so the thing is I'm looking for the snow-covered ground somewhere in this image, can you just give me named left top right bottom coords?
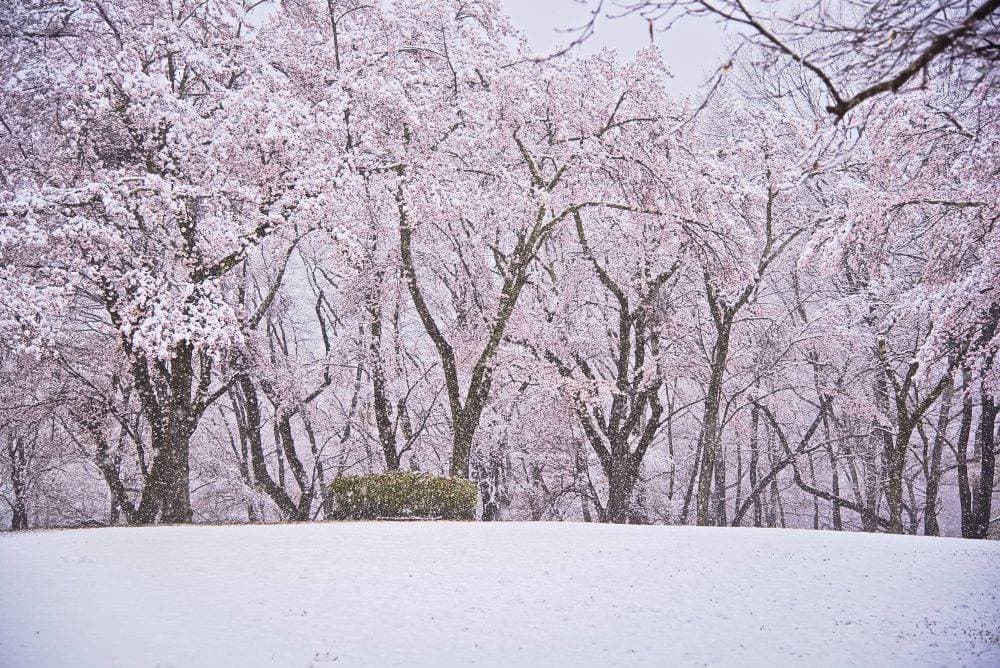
left=1, top=523, right=998, bottom=667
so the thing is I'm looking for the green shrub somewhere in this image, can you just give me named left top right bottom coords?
left=329, top=471, right=478, bottom=521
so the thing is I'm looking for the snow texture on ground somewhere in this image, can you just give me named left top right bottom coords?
left=1, top=523, right=998, bottom=667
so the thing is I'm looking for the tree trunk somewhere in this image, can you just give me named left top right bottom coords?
left=136, top=414, right=194, bottom=524
left=970, top=396, right=997, bottom=539
left=807, top=451, right=820, bottom=530
left=6, top=436, right=29, bottom=530
left=10, top=500, right=28, bottom=530
left=824, top=424, right=843, bottom=531
left=158, top=424, right=194, bottom=523
left=885, top=422, right=914, bottom=534
left=233, top=376, right=304, bottom=521
left=679, top=437, right=702, bottom=524
left=956, top=372, right=975, bottom=537
left=451, top=415, right=475, bottom=478
left=605, top=462, right=634, bottom=524
left=713, top=442, right=727, bottom=526
left=923, top=379, right=952, bottom=536
left=369, top=299, right=401, bottom=471
left=122, top=341, right=205, bottom=525
left=577, top=455, right=594, bottom=522
left=748, top=405, right=762, bottom=527
left=860, top=438, right=882, bottom=532
left=696, top=319, right=731, bottom=526
left=476, top=447, right=509, bottom=522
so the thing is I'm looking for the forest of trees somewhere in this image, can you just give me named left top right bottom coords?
left=1, top=0, right=997, bottom=538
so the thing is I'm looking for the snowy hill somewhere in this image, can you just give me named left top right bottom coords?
left=1, top=523, right=998, bottom=667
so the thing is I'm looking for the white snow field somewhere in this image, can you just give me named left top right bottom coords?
left=1, top=523, right=998, bottom=667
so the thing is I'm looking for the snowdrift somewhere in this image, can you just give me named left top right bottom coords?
left=1, top=523, right=998, bottom=667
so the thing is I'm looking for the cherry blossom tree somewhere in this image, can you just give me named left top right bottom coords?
left=0, top=0, right=348, bottom=523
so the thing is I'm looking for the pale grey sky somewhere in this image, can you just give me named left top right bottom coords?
left=502, top=0, right=736, bottom=96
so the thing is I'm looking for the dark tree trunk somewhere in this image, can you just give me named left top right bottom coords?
left=956, top=372, right=975, bottom=537
left=679, top=437, right=702, bottom=524
left=970, top=396, right=997, bottom=539
left=6, top=436, right=29, bottom=530
left=575, top=444, right=594, bottom=523
left=605, top=461, right=635, bottom=524
left=748, top=405, right=762, bottom=527
left=233, top=375, right=306, bottom=521
left=150, top=425, right=194, bottom=524
left=451, top=417, right=476, bottom=478
left=11, top=502, right=28, bottom=530
left=860, top=439, right=882, bottom=532
left=696, top=318, right=731, bottom=526
left=872, top=360, right=901, bottom=533
left=875, top=337, right=953, bottom=535
left=134, top=385, right=197, bottom=524
left=923, top=379, right=952, bottom=536
left=476, top=448, right=509, bottom=522
left=765, top=451, right=779, bottom=529
left=104, top=340, right=206, bottom=526
left=885, top=422, right=914, bottom=534
left=369, top=297, right=401, bottom=472
left=807, top=451, right=820, bottom=530
left=713, top=441, right=727, bottom=526
left=823, top=418, right=843, bottom=531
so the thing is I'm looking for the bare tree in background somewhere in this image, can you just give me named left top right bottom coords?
left=578, top=0, right=999, bottom=119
